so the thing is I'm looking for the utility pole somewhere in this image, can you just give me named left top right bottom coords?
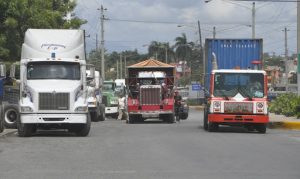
left=124, top=55, right=127, bottom=78
left=117, top=59, right=119, bottom=79
left=198, top=20, right=203, bottom=50
left=120, top=53, right=123, bottom=79
left=198, top=20, right=204, bottom=84
left=213, top=26, right=216, bottom=39
left=96, top=34, right=98, bottom=50
left=284, top=27, right=289, bottom=92
left=298, top=2, right=300, bottom=96
left=165, top=45, right=168, bottom=63
left=252, top=2, right=255, bottom=39
left=99, top=5, right=106, bottom=80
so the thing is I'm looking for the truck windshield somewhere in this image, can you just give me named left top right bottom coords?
left=213, top=73, right=264, bottom=98
left=103, top=83, right=115, bottom=91
left=27, top=62, right=80, bottom=80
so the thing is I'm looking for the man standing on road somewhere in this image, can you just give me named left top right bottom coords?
left=174, top=90, right=182, bottom=123
left=117, top=94, right=126, bottom=120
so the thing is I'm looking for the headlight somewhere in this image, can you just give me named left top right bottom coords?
left=257, top=102, right=264, bottom=109
left=75, top=106, right=88, bottom=112
left=21, top=106, right=33, bottom=113
left=213, top=101, right=221, bottom=108
left=213, top=101, right=221, bottom=112
left=256, top=102, right=264, bottom=113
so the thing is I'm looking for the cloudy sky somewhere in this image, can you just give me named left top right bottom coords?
left=75, top=0, right=297, bottom=56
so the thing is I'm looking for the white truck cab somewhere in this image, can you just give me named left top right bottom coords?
left=86, top=67, right=105, bottom=121
left=18, top=29, right=90, bottom=137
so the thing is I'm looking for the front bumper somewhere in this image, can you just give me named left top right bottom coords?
left=129, top=110, right=173, bottom=118
left=208, top=114, right=269, bottom=124
left=20, top=113, right=87, bottom=124
left=105, top=106, right=118, bottom=114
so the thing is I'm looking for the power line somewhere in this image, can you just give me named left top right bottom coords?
left=107, top=17, right=295, bottom=25
left=232, top=0, right=300, bottom=2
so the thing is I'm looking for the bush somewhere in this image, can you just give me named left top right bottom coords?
left=269, top=93, right=300, bottom=118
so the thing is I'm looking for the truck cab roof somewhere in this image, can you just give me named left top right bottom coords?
left=212, top=69, right=266, bottom=75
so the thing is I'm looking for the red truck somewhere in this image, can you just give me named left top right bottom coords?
left=126, top=59, right=176, bottom=123
left=203, top=39, right=269, bottom=133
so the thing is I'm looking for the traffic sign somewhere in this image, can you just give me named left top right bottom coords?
left=192, top=83, right=201, bottom=91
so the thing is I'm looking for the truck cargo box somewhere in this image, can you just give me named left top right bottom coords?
left=204, top=39, right=263, bottom=92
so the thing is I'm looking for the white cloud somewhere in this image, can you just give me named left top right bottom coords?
left=75, top=0, right=298, bottom=55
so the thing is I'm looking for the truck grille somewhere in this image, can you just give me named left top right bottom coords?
left=39, top=93, right=69, bottom=110
left=224, top=102, right=253, bottom=114
left=140, top=86, right=161, bottom=105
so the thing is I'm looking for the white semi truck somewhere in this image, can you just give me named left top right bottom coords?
left=86, top=66, right=105, bottom=121
left=18, top=29, right=91, bottom=137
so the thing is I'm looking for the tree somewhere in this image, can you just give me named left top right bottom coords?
left=148, top=41, right=175, bottom=62
left=173, top=33, right=194, bottom=63
left=0, top=0, right=86, bottom=61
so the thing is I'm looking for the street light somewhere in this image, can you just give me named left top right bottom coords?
left=204, top=0, right=256, bottom=39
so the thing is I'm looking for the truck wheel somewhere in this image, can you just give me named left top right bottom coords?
left=4, top=105, right=19, bottom=129
left=180, top=113, right=188, bottom=120
left=0, top=106, right=4, bottom=133
left=112, top=113, right=118, bottom=119
left=208, top=122, right=218, bottom=132
left=17, top=118, right=33, bottom=137
left=75, top=113, right=91, bottom=137
left=98, top=104, right=105, bottom=121
left=203, top=108, right=208, bottom=131
left=90, top=111, right=98, bottom=122
left=128, top=114, right=135, bottom=124
left=255, top=124, right=266, bottom=134
left=167, top=114, right=175, bottom=123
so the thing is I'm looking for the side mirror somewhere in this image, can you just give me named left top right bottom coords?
left=86, top=64, right=95, bottom=79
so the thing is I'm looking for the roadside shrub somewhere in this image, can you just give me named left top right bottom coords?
left=269, top=93, right=300, bottom=118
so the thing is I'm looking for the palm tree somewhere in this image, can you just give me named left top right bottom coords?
left=173, top=33, right=195, bottom=62
left=148, top=41, right=160, bottom=59
left=148, top=41, right=175, bottom=63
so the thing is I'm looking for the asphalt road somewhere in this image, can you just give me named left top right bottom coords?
left=1, top=109, right=300, bottom=179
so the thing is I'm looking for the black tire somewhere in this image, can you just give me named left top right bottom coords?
left=167, top=114, right=175, bottom=123
left=128, top=114, right=135, bottom=124
left=255, top=124, right=266, bottom=134
left=180, top=113, right=188, bottom=120
left=98, top=104, right=105, bottom=121
left=0, top=105, right=4, bottom=133
left=75, top=113, right=91, bottom=136
left=17, top=118, right=33, bottom=137
left=208, top=122, right=218, bottom=132
left=4, top=105, right=19, bottom=129
left=111, top=113, right=118, bottom=119
left=90, top=111, right=98, bottom=122
left=203, top=107, right=208, bottom=131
